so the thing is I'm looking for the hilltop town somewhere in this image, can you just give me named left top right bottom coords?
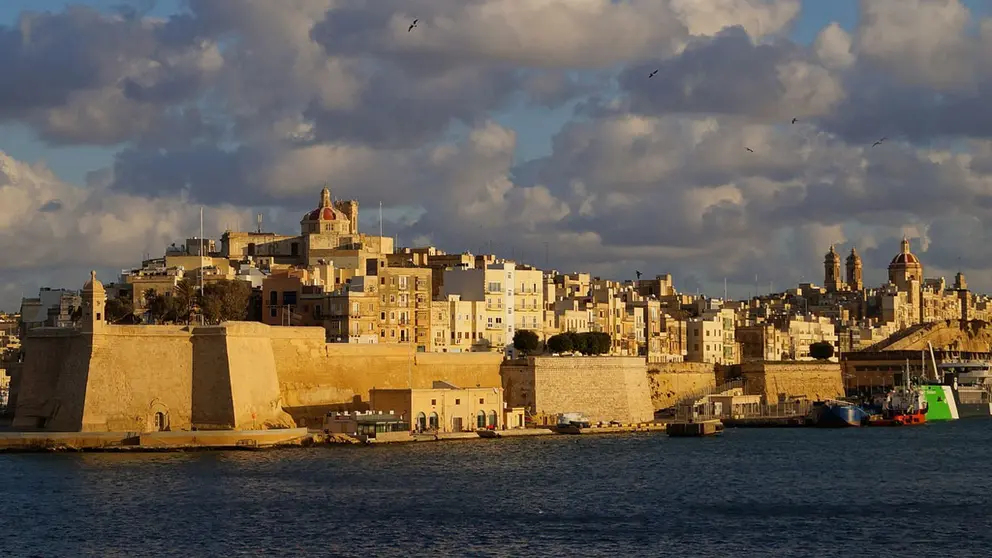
left=3, top=187, right=990, bottom=444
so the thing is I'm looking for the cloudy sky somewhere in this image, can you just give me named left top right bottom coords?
left=3, top=0, right=992, bottom=311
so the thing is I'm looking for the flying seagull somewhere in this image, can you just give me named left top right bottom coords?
left=872, top=137, right=887, bottom=147
left=746, top=147, right=754, bottom=153
left=635, top=270, right=642, bottom=280
left=648, top=69, right=658, bottom=78
left=408, top=19, right=418, bottom=32
left=791, top=117, right=798, bottom=124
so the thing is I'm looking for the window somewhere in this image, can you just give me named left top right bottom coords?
left=283, top=291, right=297, bottom=305
left=479, top=398, right=485, bottom=404
left=399, top=276, right=408, bottom=290
left=455, top=399, right=461, bottom=405
left=270, top=308, right=277, bottom=318
left=431, top=399, right=437, bottom=406
left=269, top=291, right=278, bottom=306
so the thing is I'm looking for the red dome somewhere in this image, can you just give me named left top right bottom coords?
left=889, top=253, right=920, bottom=266
left=305, top=207, right=337, bottom=221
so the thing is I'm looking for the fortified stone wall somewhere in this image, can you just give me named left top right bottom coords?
left=646, top=362, right=716, bottom=410
left=869, top=319, right=992, bottom=352
left=13, top=322, right=504, bottom=432
left=12, top=329, right=80, bottom=430
left=81, top=325, right=193, bottom=432
left=271, top=327, right=503, bottom=425
left=501, top=356, right=654, bottom=424
left=740, top=361, right=844, bottom=402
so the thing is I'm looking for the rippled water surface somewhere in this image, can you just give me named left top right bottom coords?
left=2, top=422, right=992, bottom=557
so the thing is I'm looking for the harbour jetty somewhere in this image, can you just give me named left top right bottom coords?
left=666, top=420, right=723, bottom=437
left=0, top=428, right=311, bottom=452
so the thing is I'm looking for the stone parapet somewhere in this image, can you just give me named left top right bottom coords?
left=501, top=356, right=654, bottom=424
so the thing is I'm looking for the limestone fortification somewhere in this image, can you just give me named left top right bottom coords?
left=501, top=356, right=655, bottom=424
left=863, top=319, right=992, bottom=352
left=646, top=363, right=716, bottom=409
left=14, top=319, right=502, bottom=432
left=738, top=361, right=844, bottom=402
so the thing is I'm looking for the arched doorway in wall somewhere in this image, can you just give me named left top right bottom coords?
left=153, top=412, right=167, bottom=431
left=147, top=400, right=170, bottom=432
left=428, top=412, right=439, bottom=430
left=476, top=410, right=486, bottom=429
left=488, top=411, right=497, bottom=428
left=416, top=412, right=427, bottom=432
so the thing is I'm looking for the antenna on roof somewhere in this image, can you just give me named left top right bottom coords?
left=256, top=213, right=263, bottom=234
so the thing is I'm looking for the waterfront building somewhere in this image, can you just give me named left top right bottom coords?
left=369, top=381, right=505, bottom=432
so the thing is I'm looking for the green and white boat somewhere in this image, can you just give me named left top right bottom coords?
left=922, top=359, right=992, bottom=421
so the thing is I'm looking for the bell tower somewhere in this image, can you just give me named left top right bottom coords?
left=824, top=245, right=841, bottom=292
left=846, top=247, right=863, bottom=291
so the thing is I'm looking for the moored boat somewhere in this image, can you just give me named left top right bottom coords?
left=806, top=400, right=870, bottom=427
left=869, top=361, right=928, bottom=426
left=922, top=346, right=992, bottom=421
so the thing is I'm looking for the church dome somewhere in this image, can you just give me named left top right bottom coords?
left=889, top=252, right=921, bottom=265
left=305, top=207, right=338, bottom=221
left=301, top=186, right=346, bottom=223
left=888, top=237, right=922, bottom=267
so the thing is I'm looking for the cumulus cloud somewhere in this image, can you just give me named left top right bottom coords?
left=0, top=150, right=250, bottom=302
left=8, top=0, right=992, bottom=308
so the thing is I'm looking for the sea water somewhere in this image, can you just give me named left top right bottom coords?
left=1, top=422, right=991, bottom=557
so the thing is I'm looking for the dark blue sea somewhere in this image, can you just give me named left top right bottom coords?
left=2, top=422, right=992, bottom=557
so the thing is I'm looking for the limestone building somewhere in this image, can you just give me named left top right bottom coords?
left=220, top=187, right=394, bottom=267
left=441, top=261, right=545, bottom=353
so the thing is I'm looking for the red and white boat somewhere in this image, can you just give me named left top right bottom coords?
left=869, top=362, right=928, bottom=426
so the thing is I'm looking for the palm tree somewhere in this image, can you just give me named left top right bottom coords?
left=173, top=279, right=198, bottom=325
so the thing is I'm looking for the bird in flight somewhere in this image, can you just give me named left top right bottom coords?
left=648, top=69, right=658, bottom=78
left=746, top=147, right=754, bottom=153
left=635, top=270, right=642, bottom=280
left=791, top=118, right=798, bottom=124
left=872, top=137, right=887, bottom=147
left=408, top=19, right=418, bottom=32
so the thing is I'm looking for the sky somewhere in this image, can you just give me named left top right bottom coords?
left=3, top=0, right=992, bottom=311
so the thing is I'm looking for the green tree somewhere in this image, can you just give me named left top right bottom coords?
left=201, top=280, right=252, bottom=324
left=567, top=331, right=588, bottom=355
left=809, top=341, right=835, bottom=360
left=147, top=294, right=177, bottom=324
left=586, top=331, right=612, bottom=355
left=546, top=333, right=573, bottom=354
left=105, top=297, right=134, bottom=324
left=172, top=278, right=199, bottom=325
left=512, top=329, right=541, bottom=355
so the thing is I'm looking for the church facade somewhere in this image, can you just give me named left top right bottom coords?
left=823, top=238, right=989, bottom=330
left=220, top=187, right=394, bottom=268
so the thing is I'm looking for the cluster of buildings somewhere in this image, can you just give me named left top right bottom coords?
left=13, top=188, right=992, bottom=368
left=0, top=313, right=18, bottom=410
